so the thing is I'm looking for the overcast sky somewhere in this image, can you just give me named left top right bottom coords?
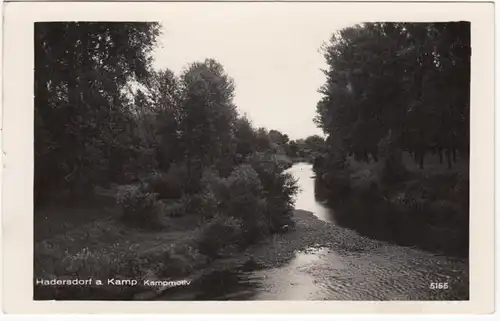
left=151, top=3, right=359, bottom=140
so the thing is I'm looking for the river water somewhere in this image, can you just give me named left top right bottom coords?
left=157, top=163, right=469, bottom=301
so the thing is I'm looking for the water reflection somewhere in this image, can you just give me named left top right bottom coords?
left=286, top=162, right=337, bottom=224
left=249, top=247, right=333, bottom=300
left=159, top=247, right=335, bottom=301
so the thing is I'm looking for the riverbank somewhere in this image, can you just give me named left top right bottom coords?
left=244, top=209, right=467, bottom=267
left=152, top=208, right=469, bottom=300
left=137, top=209, right=332, bottom=299
left=139, top=209, right=353, bottom=299
left=35, top=159, right=299, bottom=300
left=243, top=209, right=385, bottom=266
left=35, top=204, right=469, bottom=300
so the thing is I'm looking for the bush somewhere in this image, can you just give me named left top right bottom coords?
left=143, top=239, right=208, bottom=278
left=116, top=184, right=161, bottom=226
left=213, top=165, right=263, bottom=217
left=61, top=247, right=137, bottom=278
left=225, top=164, right=263, bottom=197
left=159, top=199, right=186, bottom=218
left=200, top=164, right=290, bottom=245
left=219, top=165, right=269, bottom=240
left=250, top=161, right=299, bottom=232
left=259, top=171, right=298, bottom=232
left=142, top=163, right=189, bottom=200
left=274, top=154, right=293, bottom=170
left=181, top=189, right=219, bottom=219
left=195, top=215, right=243, bottom=258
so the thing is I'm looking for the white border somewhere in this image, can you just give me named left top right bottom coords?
left=1, top=0, right=495, bottom=315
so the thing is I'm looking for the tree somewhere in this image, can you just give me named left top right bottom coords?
left=141, top=68, right=183, bottom=169
left=234, top=115, right=258, bottom=162
left=288, top=140, right=299, bottom=157
left=268, top=129, right=290, bottom=155
left=177, top=59, right=238, bottom=185
left=304, top=135, right=326, bottom=156
left=315, top=22, right=470, bottom=170
left=255, top=127, right=273, bottom=152
left=35, top=22, right=161, bottom=204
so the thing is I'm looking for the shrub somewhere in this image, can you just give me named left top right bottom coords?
left=219, top=165, right=268, bottom=232
left=250, top=161, right=299, bottom=232
left=60, top=247, right=137, bottom=278
left=226, top=164, right=263, bottom=197
left=145, top=239, right=208, bottom=278
left=116, top=184, right=161, bottom=226
left=195, top=215, right=243, bottom=258
left=142, top=163, right=189, bottom=200
left=274, top=154, right=293, bottom=170
left=200, top=168, right=227, bottom=197
left=264, top=171, right=299, bottom=232
left=159, top=199, right=186, bottom=218
left=34, top=244, right=141, bottom=299
left=199, top=165, right=275, bottom=244
left=181, top=189, right=219, bottom=219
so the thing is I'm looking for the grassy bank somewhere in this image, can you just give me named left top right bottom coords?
left=35, top=210, right=209, bottom=299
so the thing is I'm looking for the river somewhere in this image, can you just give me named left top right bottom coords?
left=157, top=162, right=469, bottom=300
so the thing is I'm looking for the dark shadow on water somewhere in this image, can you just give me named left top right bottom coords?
left=313, top=179, right=469, bottom=258
left=157, top=259, right=265, bottom=300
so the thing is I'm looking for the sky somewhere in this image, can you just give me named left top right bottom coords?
left=151, top=3, right=359, bottom=140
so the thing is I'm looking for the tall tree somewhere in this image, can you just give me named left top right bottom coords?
left=234, top=115, right=258, bottom=162
left=315, top=22, right=470, bottom=169
left=177, top=59, right=238, bottom=183
left=141, top=68, right=183, bottom=169
left=34, top=22, right=161, bottom=204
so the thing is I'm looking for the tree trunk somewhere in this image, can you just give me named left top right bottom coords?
left=439, top=149, right=443, bottom=164
left=419, top=151, right=425, bottom=169
left=446, top=150, right=452, bottom=169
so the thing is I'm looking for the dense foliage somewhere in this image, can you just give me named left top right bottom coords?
left=35, top=22, right=162, bottom=203
left=313, top=22, right=470, bottom=257
left=35, top=22, right=299, bottom=262
left=314, top=22, right=470, bottom=168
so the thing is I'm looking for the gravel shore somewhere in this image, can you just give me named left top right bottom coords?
left=243, top=209, right=389, bottom=268
left=142, top=209, right=469, bottom=300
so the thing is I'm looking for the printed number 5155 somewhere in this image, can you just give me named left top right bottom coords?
left=430, top=282, right=449, bottom=290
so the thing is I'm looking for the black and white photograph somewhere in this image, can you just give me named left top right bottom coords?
left=5, top=1, right=489, bottom=307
